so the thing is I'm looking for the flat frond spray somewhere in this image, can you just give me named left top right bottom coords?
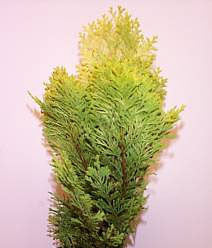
left=30, top=6, right=184, bottom=248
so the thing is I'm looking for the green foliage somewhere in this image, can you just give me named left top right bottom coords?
left=30, top=6, right=184, bottom=248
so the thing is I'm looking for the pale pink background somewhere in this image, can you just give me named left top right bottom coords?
left=1, top=1, right=212, bottom=247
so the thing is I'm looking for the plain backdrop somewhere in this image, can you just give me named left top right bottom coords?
left=0, top=0, right=212, bottom=247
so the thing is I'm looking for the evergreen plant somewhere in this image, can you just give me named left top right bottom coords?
left=30, top=6, right=184, bottom=248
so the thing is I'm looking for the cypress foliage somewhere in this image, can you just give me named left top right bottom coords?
left=30, top=6, right=184, bottom=248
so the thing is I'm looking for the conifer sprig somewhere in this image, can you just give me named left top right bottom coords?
left=30, top=6, right=184, bottom=248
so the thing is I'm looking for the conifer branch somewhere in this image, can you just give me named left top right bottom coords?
left=30, top=6, right=184, bottom=248
left=70, top=133, right=88, bottom=171
left=75, top=141, right=88, bottom=170
left=118, top=131, right=128, bottom=195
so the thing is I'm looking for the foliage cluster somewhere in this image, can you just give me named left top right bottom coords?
left=31, top=6, right=184, bottom=248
